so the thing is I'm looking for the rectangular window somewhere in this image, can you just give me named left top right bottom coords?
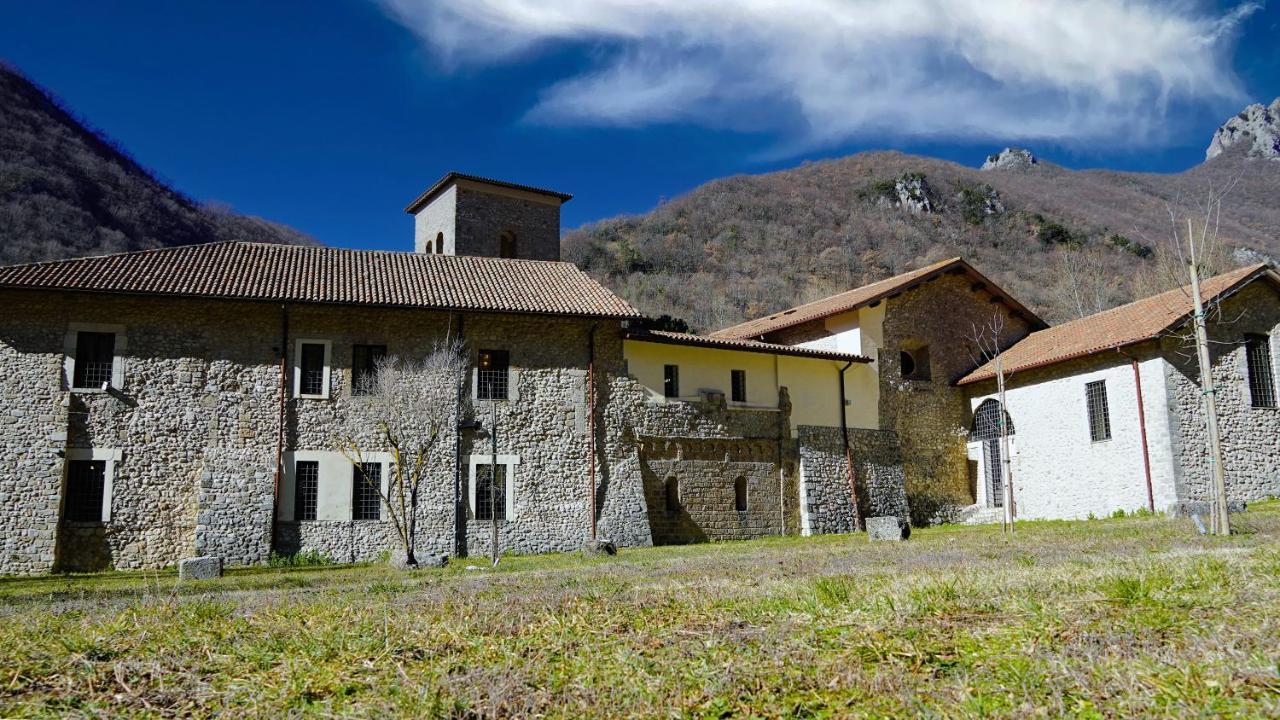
left=731, top=369, right=747, bottom=403
left=352, top=462, right=382, bottom=521
left=351, top=344, right=387, bottom=396
left=294, top=460, right=319, bottom=521
left=477, top=349, right=509, bottom=401
left=663, top=364, right=680, bottom=398
left=65, top=459, right=106, bottom=522
left=1085, top=380, right=1111, bottom=442
left=73, top=331, right=115, bottom=389
left=474, top=463, right=507, bottom=521
left=1245, top=334, right=1276, bottom=408
left=299, top=342, right=328, bottom=397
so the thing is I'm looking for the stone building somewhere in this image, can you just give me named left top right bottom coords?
left=0, top=174, right=907, bottom=575
left=711, top=258, right=1044, bottom=522
left=958, top=264, right=1280, bottom=520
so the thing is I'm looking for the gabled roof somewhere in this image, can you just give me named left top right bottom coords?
left=958, top=263, right=1279, bottom=385
left=624, top=329, right=872, bottom=363
left=0, top=242, right=640, bottom=319
left=404, top=172, right=574, bottom=213
left=710, top=257, right=1046, bottom=341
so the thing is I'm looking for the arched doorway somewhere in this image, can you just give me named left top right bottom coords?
left=969, top=399, right=1014, bottom=508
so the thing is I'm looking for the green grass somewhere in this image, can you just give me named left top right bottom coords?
left=3, top=505, right=1280, bottom=717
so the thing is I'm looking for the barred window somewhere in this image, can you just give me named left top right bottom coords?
left=73, top=331, right=115, bottom=389
left=474, top=463, right=507, bottom=521
left=65, top=459, right=106, bottom=522
left=294, top=460, right=319, bottom=521
left=731, top=369, right=747, bottom=403
left=351, top=344, right=387, bottom=396
left=477, top=349, right=509, bottom=401
left=299, top=342, right=327, bottom=396
left=1086, top=380, right=1111, bottom=442
left=1245, top=334, right=1276, bottom=408
left=664, top=364, right=680, bottom=398
left=734, top=476, right=747, bottom=512
left=664, top=476, right=680, bottom=512
left=352, top=462, right=382, bottom=521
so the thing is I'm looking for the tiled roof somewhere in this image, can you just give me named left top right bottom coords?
left=404, top=172, right=573, bottom=213
left=710, top=257, right=1046, bottom=340
left=0, top=242, right=640, bottom=318
left=958, top=263, right=1277, bottom=385
left=625, top=329, right=872, bottom=363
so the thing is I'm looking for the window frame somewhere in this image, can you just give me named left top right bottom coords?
left=351, top=343, right=388, bottom=397
left=293, top=339, right=332, bottom=399
left=62, top=448, right=120, bottom=524
left=63, top=323, right=126, bottom=393
left=467, top=454, right=519, bottom=521
left=1245, top=334, right=1277, bottom=409
left=293, top=460, right=320, bottom=521
left=731, top=369, right=747, bottom=403
left=1085, top=380, right=1112, bottom=442
left=498, top=231, right=517, bottom=259
left=351, top=461, right=384, bottom=521
left=475, top=349, right=511, bottom=402
left=900, top=345, right=932, bottom=382
left=663, top=364, right=680, bottom=399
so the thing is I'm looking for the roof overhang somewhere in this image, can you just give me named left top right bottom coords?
left=625, top=328, right=872, bottom=363
left=404, top=172, right=574, bottom=214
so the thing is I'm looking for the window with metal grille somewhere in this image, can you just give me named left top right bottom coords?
left=664, top=477, right=680, bottom=512
left=663, top=364, right=679, bottom=398
left=477, top=349, right=510, bottom=401
left=351, top=344, right=387, bottom=396
left=969, top=399, right=1013, bottom=441
left=352, top=462, right=382, bottom=521
left=734, top=476, right=747, bottom=512
left=1086, top=380, right=1111, bottom=442
left=65, top=459, right=106, bottom=522
left=1245, top=334, right=1276, bottom=408
left=474, top=463, right=507, bottom=521
left=73, top=331, right=115, bottom=389
left=294, top=460, right=319, bottom=521
left=731, top=369, right=747, bottom=403
left=299, top=342, right=327, bottom=396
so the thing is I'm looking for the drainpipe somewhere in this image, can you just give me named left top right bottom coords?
left=271, top=303, right=288, bottom=552
left=838, top=360, right=863, bottom=531
left=587, top=323, right=598, bottom=541
left=454, top=313, right=466, bottom=557
left=1117, top=347, right=1156, bottom=513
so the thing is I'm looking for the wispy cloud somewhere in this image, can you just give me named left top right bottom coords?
left=379, top=0, right=1259, bottom=152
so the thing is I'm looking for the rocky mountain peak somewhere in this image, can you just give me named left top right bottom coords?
left=1206, top=98, right=1280, bottom=161
left=980, top=147, right=1037, bottom=171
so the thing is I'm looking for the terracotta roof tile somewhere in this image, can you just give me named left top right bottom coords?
left=711, top=258, right=1045, bottom=340
left=0, top=242, right=640, bottom=318
left=625, top=329, right=872, bottom=363
left=957, top=263, right=1276, bottom=385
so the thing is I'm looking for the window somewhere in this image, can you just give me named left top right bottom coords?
left=351, top=344, right=387, bottom=396
left=474, top=463, right=507, bottom=521
left=294, top=460, right=319, bottom=521
left=731, top=369, right=747, bottom=403
left=1086, top=380, right=1111, bottom=442
left=352, top=462, right=382, bottom=521
left=734, top=476, right=747, bottom=512
left=73, top=331, right=115, bottom=389
left=65, top=459, right=107, bottom=522
left=477, top=349, right=510, bottom=401
left=1245, top=334, right=1276, bottom=408
left=664, top=477, right=680, bottom=512
left=663, top=364, right=680, bottom=398
left=295, top=340, right=331, bottom=398
left=900, top=345, right=931, bottom=381
left=435, top=232, right=444, bottom=254
left=499, top=231, right=516, bottom=259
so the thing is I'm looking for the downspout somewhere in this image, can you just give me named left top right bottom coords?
left=271, top=303, right=288, bottom=552
left=454, top=313, right=466, bottom=557
left=587, top=323, right=598, bottom=541
left=838, top=360, right=863, bottom=531
left=1117, top=347, right=1156, bottom=513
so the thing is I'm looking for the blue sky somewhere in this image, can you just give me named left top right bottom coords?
left=2, top=1, right=1277, bottom=252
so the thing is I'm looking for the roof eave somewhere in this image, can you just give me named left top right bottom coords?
left=625, top=329, right=872, bottom=363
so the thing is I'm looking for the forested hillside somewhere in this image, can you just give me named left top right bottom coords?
left=0, top=64, right=310, bottom=266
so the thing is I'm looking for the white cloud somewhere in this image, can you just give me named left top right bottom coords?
left=378, top=0, right=1259, bottom=151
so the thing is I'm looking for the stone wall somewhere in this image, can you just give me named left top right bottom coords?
left=455, top=187, right=562, bottom=261
left=1163, top=281, right=1280, bottom=507
left=797, top=425, right=908, bottom=534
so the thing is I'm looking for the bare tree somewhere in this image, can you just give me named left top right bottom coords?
left=968, top=312, right=1016, bottom=534
left=1054, top=244, right=1115, bottom=320
left=338, top=336, right=469, bottom=567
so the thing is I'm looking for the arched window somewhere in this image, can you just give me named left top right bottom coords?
left=664, top=477, right=680, bottom=513
left=734, top=477, right=747, bottom=512
left=499, top=231, right=516, bottom=259
left=900, top=345, right=931, bottom=381
left=969, top=399, right=1014, bottom=441
left=435, top=232, right=444, bottom=255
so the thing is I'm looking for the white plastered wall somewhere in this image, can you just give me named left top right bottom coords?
left=413, top=184, right=457, bottom=254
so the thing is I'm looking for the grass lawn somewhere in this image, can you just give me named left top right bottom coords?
left=2, top=506, right=1280, bottom=718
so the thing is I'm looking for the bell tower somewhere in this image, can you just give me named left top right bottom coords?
left=405, top=172, right=572, bottom=261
